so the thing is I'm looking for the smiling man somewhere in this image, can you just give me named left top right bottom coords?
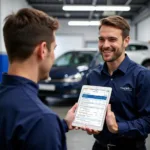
left=86, top=16, right=150, bottom=150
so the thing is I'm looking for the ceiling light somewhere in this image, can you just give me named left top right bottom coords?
left=68, top=21, right=100, bottom=26
left=63, top=5, right=95, bottom=11
left=65, top=13, right=71, bottom=17
left=63, top=5, right=130, bottom=11
left=95, top=6, right=130, bottom=11
left=102, top=11, right=116, bottom=16
left=94, top=13, right=100, bottom=18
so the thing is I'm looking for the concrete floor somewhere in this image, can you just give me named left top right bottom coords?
left=50, top=105, right=150, bottom=150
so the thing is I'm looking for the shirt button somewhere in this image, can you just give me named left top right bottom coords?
left=111, top=78, right=113, bottom=81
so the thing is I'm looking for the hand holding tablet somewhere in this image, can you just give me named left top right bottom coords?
left=72, top=85, right=112, bottom=131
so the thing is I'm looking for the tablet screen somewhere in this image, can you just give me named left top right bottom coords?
left=72, top=85, right=112, bottom=131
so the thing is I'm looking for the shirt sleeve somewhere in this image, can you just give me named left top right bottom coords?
left=118, top=69, right=150, bottom=138
left=25, top=114, right=67, bottom=150
left=61, top=119, right=69, bottom=132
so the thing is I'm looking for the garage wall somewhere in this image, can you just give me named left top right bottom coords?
left=130, top=25, right=136, bottom=40
left=55, top=34, right=84, bottom=58
left=57, top=19, right=136, bottom=47
left=137, top=17, right=150, bottom=42
left=55, top=20, right=100, bottom=57
left=0, top=0, right=31, bottom=82
left=57, top=20, right=99, bottom=42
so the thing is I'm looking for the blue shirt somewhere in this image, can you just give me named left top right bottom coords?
left=0, top=74, right=68, bottom=150
left=86, top=55, right=150, bottom=143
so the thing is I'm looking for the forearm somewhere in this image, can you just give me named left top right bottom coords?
left=118, top=116, right=150, bottom=137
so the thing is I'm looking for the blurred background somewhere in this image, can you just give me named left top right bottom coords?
left=1, top=0, right=150, bottom=149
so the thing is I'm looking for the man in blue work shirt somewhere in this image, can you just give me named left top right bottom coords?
left=0, top=8, right=77, bottom=150
left=85, top=16, right=150, bottom=150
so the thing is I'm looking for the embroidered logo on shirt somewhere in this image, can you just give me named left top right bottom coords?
left=120, top=87, right=132, bottom=91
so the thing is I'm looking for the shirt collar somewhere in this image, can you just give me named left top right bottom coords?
left=118, top=54, right=131, bottom=73
left=1, top=73, right=39, bottom=94
left=101, top=54, right=131, bottom=75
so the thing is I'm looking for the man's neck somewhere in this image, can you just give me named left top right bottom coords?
left=107, top=54, right=125, bottom=76
left=8, top=62, right=38, bottom=83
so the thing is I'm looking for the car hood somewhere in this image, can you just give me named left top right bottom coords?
left=50, top=65, right=88, bottom=79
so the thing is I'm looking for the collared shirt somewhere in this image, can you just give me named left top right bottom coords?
left=0, top=74, right=68, bottom=150
left=86, top=55, right=150, bottom=143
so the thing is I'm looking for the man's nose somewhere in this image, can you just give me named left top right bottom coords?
left=103, top=40, right=110, bottom=48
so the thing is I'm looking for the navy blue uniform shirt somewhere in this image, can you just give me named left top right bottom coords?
left=87, top=55, right=150, bottom=143
left=0, top=74, right=68, bottom=150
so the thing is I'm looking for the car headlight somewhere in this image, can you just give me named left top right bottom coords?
left=62, top=73, right=82, bottom=83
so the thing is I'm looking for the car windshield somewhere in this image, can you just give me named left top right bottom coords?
left=53, top=51, right=96, bottom=67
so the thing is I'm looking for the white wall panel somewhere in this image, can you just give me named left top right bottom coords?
left=0, top=0, right=31, bottom=53
left=0, top=0, right=31, bottom=81
left=130, top=25, right=135, bottom=40
left=57, top=20, right=99, bottom=42
left=55, top=34, right=84, bottom=58
left=137, top=17, right=150, bottom=42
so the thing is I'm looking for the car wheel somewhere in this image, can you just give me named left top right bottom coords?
left=143, top=61, right=150, bottom=70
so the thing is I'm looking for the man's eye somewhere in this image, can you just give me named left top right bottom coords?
left=109, top=38, right=116, bottom=42
left=99, top=38, right=104, bottom=41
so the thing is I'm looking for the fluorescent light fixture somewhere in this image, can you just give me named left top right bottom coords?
left=63, top=5, right=130, bottom=11
left=95, top=6, right=130, bottom=11
left=102, top=11, right=116, bottom=16
left=68, top=21, right=100, bottom=26
left=63, top=5, right=95, bottom=11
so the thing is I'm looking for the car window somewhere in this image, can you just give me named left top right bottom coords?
left=74, top=53, right=94, bottom=65
left=94, top=53, right=104, bottom=66
left=126, top=44, right=148, bottom=51
left=54, top=52, right=73, bottom=66
left=54, top=51, right=96, bottom=67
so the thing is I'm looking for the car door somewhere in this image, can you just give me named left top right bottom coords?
left=125, top=44, right=149, bottom=65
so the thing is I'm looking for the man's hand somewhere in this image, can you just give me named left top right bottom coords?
left=78, top=127, right=100, bottom=135
left=106, top=104, right=118, bottom=133
left=84, top=128, right=100, bottom=135
left=64, top=103, right=78, bottom=130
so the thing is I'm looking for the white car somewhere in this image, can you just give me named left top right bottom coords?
left=126, top=40, right=150, bottom=69
left=62, top=41, right=150, bottom=70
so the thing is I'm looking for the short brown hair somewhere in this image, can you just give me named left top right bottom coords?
left=99, top=15, right=130, bottom=39
left=3, top=8, right=59, bottom=63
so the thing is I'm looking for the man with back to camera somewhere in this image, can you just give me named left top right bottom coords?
left=0, top=8, right=78, bottom=150
left=84, top=16, right=150, bottom=150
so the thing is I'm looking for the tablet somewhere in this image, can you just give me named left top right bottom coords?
left=72, top=85, right=112, bottom=131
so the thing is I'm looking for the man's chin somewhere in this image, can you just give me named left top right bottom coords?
left=103, top=57, right=112, bottom=62
left=105, top=58, right=115, bottom=62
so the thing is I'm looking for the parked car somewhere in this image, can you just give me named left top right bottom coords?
left=38, top=49, right=103, bottom=100
left=38, top=40, right=150, bottom=101
left=126, top=40, right=150, bottom=69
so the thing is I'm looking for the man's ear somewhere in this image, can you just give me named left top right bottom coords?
left=124, top=36, right=130, bottom=48
left=37, top=42, right=47, bottom=60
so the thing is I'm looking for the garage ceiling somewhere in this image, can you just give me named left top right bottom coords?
left=26, top=0, right=150, bottom=24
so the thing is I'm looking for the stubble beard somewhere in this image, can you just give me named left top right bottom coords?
left=100, top=45, right=124, bottom=63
